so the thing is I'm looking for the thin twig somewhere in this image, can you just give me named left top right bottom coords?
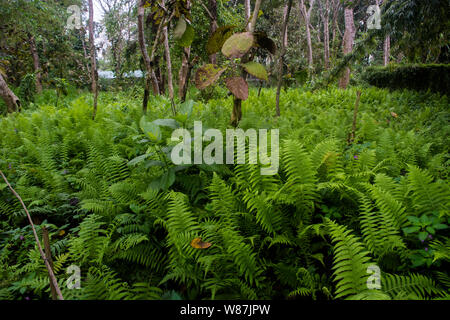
left=0, top=170, right=64, bottom=300
left=196, top=0, right=215, bottom=21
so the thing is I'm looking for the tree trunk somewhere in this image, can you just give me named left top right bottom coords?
left=162, top=1, right=174, bottom=100
left=208, top=0, right=218, bottom=64
left=323, top=0, right=330, bottom=69
left=138, top=0, right=159, bottom=113
left=245, top=0, right=252, bottom=30
left=28, top=35, right=43, bottom=94
left=338, top=7, right=355, bottom=89
left=0, top=73, right=20, bottom=113
left=88, top=0, right=98, bottom=119
left=156, top=57, right=165, bottom=94
left=42, top=226, right=57, bottom=300
left=384, top=35, right=390, bottom=66
left=179, top=47, right=191, bottom=102
left=249, top=0, right=263, bottom=33
left=282, top=4, right=289, bottom=47
left=138, top=0, right=151, bottom=113
left=276, top=0, right=293, bottom=117
left=299, top=0, right=314, bottom=70
left=80, top=27, right=92, bottom=83
left=331, top=0, right=341, bottom=56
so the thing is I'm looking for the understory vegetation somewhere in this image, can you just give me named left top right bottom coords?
left=0, top=87, right=448, bottom=300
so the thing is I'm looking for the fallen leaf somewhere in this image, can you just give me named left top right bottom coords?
left=190, top=237, right=212, bottom=249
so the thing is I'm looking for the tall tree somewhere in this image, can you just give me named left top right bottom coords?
left=88, top=0, right=98, bottom=119
left=331, top=0, right=341, bottom=47
left=384, top=35, right=390, bottom=66
left=338, top=3, right=355, bottom=89
left=376, top=0, right=390, bottom=66
left=245, top=0, right=252, bottom=30
left=0, top=73, right=20, bottom=113
left=276, top=0, right=294, bottom=117
left=298, top=0, right=315, bottom=71
left=320, top=0, right=330, bottom=69
left=137, top=0, right=160, bottom=113
left=28, top=35, right=43, bottom=93
left=162, top=0, right=174, bottom=101
left=178, top=0, right=193, bottom=102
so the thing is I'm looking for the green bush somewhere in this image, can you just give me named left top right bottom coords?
left=362, top=64, right=450, bottom=95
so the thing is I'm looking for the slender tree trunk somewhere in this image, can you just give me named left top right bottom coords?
left=249, top=0, right=263, bottom=33
left=384, top=35, right=390, bottom=66
left=331, top=0, right=341, bottom=56
left=375, top=0, right=391, bottom=67
left=208, top=0, right=218, bottom=64
left=338, top=7, right=355, bottom=89
left=282, top=4, right=289, bottom=47
left=178, top=0, right=192, bottom=100
left=179, top=47, right=191, bottom=102
left=323, top=0, right=330, bottom=69
left=245, top=0, right=252, bottom=30
left=162, top=1, right=174, bottom=100
left=88, top=0, right=98, bottom=119
left=138, top=0, right=150, bottom=113
left=42, top=226, right=57, bottom=300
left=276, top=0, right=293, bottom=117
left=28, top=35, right=43, bottom=94
left=0, top=73, right=20, bottom=113
left=80, top=27, right=92, bottom=83
left=156, top=57, right=164, bottom=94
left=299, top=0, right=314, bottom=70
left=137, top=0, right=160, bottom=113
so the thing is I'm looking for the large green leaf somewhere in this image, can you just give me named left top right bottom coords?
left=242, top=61, right=268, bottom=81
left=178, top=24, right=195, bottom=47
left=206, top=25, right=236, bottom=55
left=194, top=64, right=226, bottom=90
left=149, top=168, right=176, bottom=191
left=152, top=119, right=180, bottom=129
left=221, top=32, right=254, bottom=59
left=140, top=117, right=162, bottom=142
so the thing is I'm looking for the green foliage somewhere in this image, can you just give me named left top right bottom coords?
left=0, top=87, right=448, bottom=300
left=362, top=64, right=450, bottom=95
left=326, top=219, right=373, bottom=299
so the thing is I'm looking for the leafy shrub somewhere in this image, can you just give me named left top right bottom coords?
left=362, top=64, right=450, bottom=95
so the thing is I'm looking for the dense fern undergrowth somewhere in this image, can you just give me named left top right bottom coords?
left=0, top=87, right=449, bottom=300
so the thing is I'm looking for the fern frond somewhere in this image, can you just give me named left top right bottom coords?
left=326, top=219, right=373, bottom=299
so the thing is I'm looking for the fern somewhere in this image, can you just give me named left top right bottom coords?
left=382, top=273, right=446, bottom=299
left=407, top=165, right=449, bottom=216
left=326, top=219, right=373, bottom=299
